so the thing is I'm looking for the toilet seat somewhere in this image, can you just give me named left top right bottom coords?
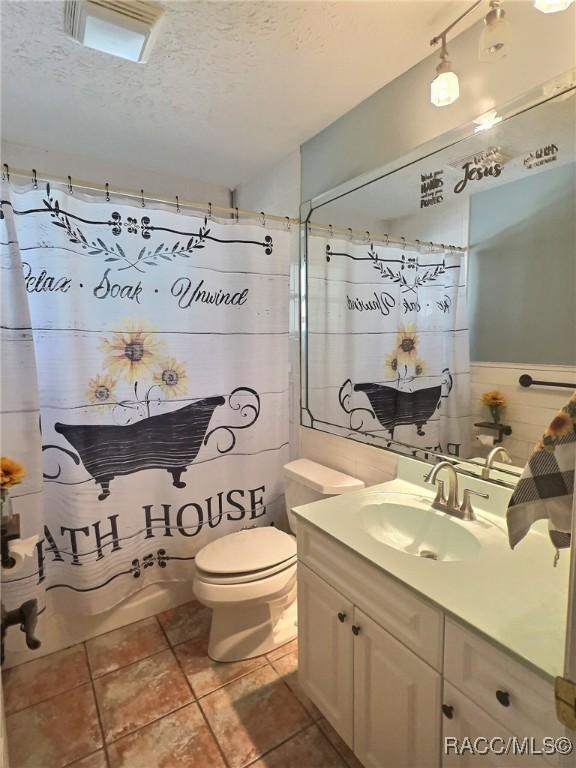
left=195, top=526, right=296, bottom=586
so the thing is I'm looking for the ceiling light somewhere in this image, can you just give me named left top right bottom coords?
left=473, top=110, right=503, bottom=132
left=431, top=38, right=459, bottom=107
left=64, top=0, right=163, bottom=63
left=534, top=0, right=574, bottom=12
left=479, top=0, right=511, bottom=62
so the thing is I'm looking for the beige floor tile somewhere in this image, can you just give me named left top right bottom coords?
left=317, top=718, right=364, bottom=768
left=107, top=703, right=226, bottom=768
left=3, top=644, right=90, bottom=714
left=6, top=684, right=102, bottom=768
left=250, top=724, right=346, bottom=767
left=93, top=649, right=192, bottom=742
left=269, top=648, right=321, bottom=720
left=173, top=634, right=268, bottom=697
left=265, top=637, right=298, bottom=662
left=157, top=600, right=212, bottom=646
left=68, top=751, right=108, bottom=768
left=86, top=616, right=167, bottom=678
left=200, top=664, right=311, bottom=768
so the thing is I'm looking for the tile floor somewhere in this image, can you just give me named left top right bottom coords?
left=3, top=601, right=362, bottom=768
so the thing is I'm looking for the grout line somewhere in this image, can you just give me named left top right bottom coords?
left=242, top=720, right=319, bottom=767
left=83, top=642, right=110, bottom=767
left=91, top=644, right=171, bottom=682
left=315, top=724, right=355, bottom=768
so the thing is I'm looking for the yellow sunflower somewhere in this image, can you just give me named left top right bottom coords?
left=385, top=352, right=401, bottom=379
left=87, top=374, right=117, bottom=405
left=0, top=457, right=26, bottom=489
left=395, top=324, right=418, bottom=362
left=100, top=323, right=164, bottom=383
left=153, top=358, right=188, bottom=398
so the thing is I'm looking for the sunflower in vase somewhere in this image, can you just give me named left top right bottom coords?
left=480, top=390, right=507, bottom=424
left=0, top=456, right=26, bottom=520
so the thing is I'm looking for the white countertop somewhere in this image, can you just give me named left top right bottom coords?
left=292, top=457, right=569, bottom=681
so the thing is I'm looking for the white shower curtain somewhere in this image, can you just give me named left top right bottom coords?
left=305, top=231, right=471, bottom=458
left=0, top=180, right=291, bottom=621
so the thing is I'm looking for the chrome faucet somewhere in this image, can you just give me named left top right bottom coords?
left=482, top=446, right=512, bottom=480
left=425, top=461, right=488, bottom=521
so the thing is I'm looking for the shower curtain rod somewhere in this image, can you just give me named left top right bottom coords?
left=2, top=166, right=466, bottom=253
left=307, top=222, right=466, bottom=254
left=2, top=166, right=300, bottom=226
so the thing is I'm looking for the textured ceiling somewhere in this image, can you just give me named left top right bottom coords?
left=1, top=1, right=474, bottom=188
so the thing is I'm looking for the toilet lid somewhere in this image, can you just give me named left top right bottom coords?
left=195, top=527, right=296, bottom=575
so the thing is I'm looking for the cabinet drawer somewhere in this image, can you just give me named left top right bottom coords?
left=298, top=521, right=443, bottom=670
left=444, top=620, right=563, bottom=756
left=443, top=683, right=551, bottom=767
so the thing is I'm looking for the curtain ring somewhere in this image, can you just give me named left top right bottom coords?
left=140, top=189, right=145, bottom=208
left=32, top=169, right=38, bottom=189
left=401, top=236, right=406, bottom=250
left=175, top=195, right=180, bottom=214
left=365, top=230, right=370, bottom=242
left=347, top=227, right=353, bottom=239
left=207, top=202, right=212, bottom=219
left=441, top=242, right=446, bottom=251
left=105, top=183, right=110, bottom=202
left=235, top=207, right=239, bottom=222
left=260, top=211, right=266, bottom=227
left=285, top=216, right=291, bottom=231
left=415, top=238, right=421, bottom=252
left=2, top=163, right=9, bottom=181
left=429, top=241, right=434, bottom=252
left=67, top=176, right=73, bottom=194
left=328, top=224, right=333, bottom=239
left=384, top=233, right=389, bottom=247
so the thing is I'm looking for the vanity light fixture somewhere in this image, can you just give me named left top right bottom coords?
left=533, top=0, right=574, bottom=12
left=430, top=36, right=460, bottom=107
left=479, top=0, right=511, bottom=61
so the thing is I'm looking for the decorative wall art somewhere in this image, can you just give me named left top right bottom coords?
left=303, top=232, right=471, bottom=458
left=0, top=181, right=291, bottom=619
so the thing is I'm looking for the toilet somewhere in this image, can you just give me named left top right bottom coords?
left=193, top=459, right=364, bottom=662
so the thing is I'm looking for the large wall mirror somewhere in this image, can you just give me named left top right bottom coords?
left=301, top=73, right=576, bottom=487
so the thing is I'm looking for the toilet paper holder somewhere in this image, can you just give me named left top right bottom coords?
left=474, top=421, right=512, bottom=445
left=1, top=513, right=21, bottom=569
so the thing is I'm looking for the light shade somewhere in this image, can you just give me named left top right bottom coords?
left=534, top=0, right=574, bottom=11
left=479, top=7, right=511, bottom=61
left=431, top=70, right=460, bottom=107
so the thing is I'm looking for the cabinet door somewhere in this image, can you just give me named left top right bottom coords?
left=354, top=608, right=441, bottom=768
left=297, top=563, right=354, bottom=747
left=443, top=682, right=551, bottom=767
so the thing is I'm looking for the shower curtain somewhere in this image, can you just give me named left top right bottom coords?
left=0, top=180, right=291, bottom=620
left=305, top=231, right=471, bottom=457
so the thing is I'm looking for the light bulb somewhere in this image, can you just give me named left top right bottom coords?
left=534, top=0, right=573, bottom=11
left=479, top=1, right=511, bottom=61
left=430, top=53, right=459, bottom=107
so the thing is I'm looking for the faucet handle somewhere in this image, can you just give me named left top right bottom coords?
left=432, top=479, right=447, bottom=506
left=460, top=488, right=489, bottom=520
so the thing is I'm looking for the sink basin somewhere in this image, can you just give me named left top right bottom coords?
left=360, top=495, right=481, bottom=562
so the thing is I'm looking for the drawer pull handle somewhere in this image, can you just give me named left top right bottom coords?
left=496, top=690, right=511, bottom=707
left=352, top=625, right=361, bottom=636
left=442, top=704, right=454, bottom=719
left=337, top=612, right=347, bottom=623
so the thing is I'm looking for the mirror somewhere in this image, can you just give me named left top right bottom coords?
left=301, top=75, right=576, bottom=486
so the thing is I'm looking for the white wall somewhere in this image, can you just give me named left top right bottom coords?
left=1, top=140, right=231, bottom=207
left=471, top=362, right=576, bottom=466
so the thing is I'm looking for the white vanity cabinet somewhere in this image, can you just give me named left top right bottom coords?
left=297, top=521, right=565, bottom=768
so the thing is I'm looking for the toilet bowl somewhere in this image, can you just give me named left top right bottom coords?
left=193, top=459, right=364, bottom=662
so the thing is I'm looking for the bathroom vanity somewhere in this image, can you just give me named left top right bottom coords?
left=293, top=458, right=570, bottom=768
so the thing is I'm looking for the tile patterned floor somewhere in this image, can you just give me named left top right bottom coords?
left=4, top=601, right=359, bottom=768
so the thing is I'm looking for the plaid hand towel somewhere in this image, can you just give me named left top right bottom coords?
left=507, top=392, right=576, bottom=551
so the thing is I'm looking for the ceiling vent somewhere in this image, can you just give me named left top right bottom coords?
left=448, top=146, right=514, bottom=170
left=64, top=0, right=164, bottom=62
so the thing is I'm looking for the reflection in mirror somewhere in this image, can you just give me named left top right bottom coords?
left=302, top=79, right=576, bottom=487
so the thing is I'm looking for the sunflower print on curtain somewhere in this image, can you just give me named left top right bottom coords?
left=0, top=180, right=291, bottom=631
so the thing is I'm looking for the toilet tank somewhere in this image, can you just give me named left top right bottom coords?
left=283, top=459, right=364, bottom=533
